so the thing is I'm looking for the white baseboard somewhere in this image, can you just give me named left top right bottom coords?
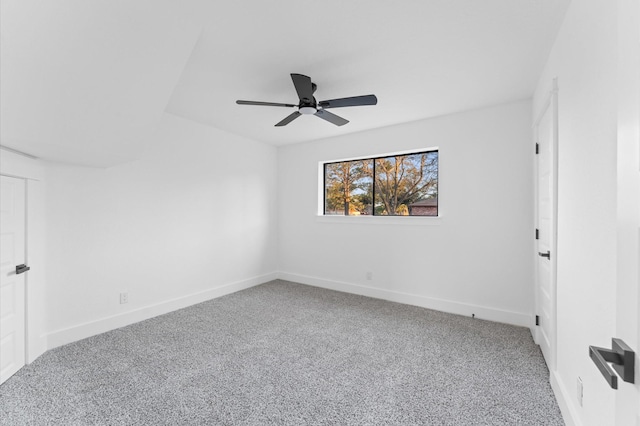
left=46, top=271, right=532, bottom=350
left=46, top=272, right=278, bottom=350
left=277, top=272, right=531, bottom=327
left=550, top=370, right=581, bottom=426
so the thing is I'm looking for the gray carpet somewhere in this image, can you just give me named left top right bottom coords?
left=0, top=280, right=564, bottom=425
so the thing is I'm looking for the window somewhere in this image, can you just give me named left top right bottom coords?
left=323, top=150, right=438, bottom=216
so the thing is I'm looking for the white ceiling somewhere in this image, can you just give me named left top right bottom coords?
left=1, top=0, right=570, bottom=168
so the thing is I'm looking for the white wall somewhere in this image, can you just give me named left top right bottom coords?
left=532, top=0, right=623, bottom=424
left=43, top=113, right=279, bottom=348
left=278, top=100, right=534, bottom=326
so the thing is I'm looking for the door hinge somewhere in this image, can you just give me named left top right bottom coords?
left=535, top=229, right=539, bottom=240
left=535, top=143, right=539, bottom=154
left=535, top=315, right=540, bottom=326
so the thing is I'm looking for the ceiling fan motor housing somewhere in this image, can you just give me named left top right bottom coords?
left=299, top=94, right=317, bottom=114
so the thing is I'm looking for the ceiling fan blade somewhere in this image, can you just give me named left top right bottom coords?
left=318, top=95, right=378, bottom=109
left=237, top=100, right=296, bottom=108
left=275, top=111, right=302, bottom=127
left=290, top=74, right=314, bottom=103
left=315, top=109, right=349, bottom=126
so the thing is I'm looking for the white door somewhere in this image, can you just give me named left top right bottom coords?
left=0, top=175, right=27, bottom=385
left=535, top=82, right=558, bottom=371
left=613, top=0, right=640, bottom=422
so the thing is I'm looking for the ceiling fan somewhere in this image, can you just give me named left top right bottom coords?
left=236, top=73, right=377, bottom=127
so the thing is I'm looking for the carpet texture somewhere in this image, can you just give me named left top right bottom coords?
left=0, top=280, right=564, bottom=425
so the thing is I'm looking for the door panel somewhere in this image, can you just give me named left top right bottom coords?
left=613, top=0, right=640, bottom=421
left=0, top=175, right=26, bottom=385
left=536, top=83, right=558, bottom=371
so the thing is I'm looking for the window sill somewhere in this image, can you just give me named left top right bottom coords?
left=316, top=215, right=442, bottom=226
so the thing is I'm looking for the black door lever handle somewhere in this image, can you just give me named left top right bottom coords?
left=538, top=251, right=551, bottom=259
left=589, top=338, right=635, bottom=389
left=16, top=264, right=30, bottom=275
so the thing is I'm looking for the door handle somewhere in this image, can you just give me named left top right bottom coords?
left=589, top=338, right=635, bottom=389
left=538, top=251, right=551, bottom=259
left=15, top=264, right=30, bottom=275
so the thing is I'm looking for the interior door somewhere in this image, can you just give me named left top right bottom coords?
left=0, top=175, right=27, bottom=385
left=613, top=0, right=640, bottom=422
left=535, top=83, right=558, bottom=371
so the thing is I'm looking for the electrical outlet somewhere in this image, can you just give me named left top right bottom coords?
left=577, top=377, right=583, bottom=407
left=120, top=292, right=128, bottom=304
left=366, top=272, right=373, bottom=280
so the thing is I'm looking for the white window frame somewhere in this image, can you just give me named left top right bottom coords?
left=317, top=147, right=441, bottom=225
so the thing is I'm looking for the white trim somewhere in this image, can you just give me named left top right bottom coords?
left=0, top=151, right=47, bottom=364
left=532, top=109, right=540, bottom=343
left=550, top=370, right=581, bottom=426
left=0, top=149, right=44, bottom=181
left=316, top=215, right=442, bottom=226
left=23, top=179, right=30, bottom=363
left=278, top=272, right=531, bottom=327
left=550, top=77, right=560, bottom=368
left=0, top=175, right=28, bottom=383
left=47, top=270, right=533, bottom=350
left=0, top=172, right=40, bottom=181
left=319, top=146, right=440, bottom=165
left=0, top=145, right=38, bottom=160
left=317, top=148, right=440, bottom=217
left=24, top=179, right=46, bottom=362
left=533, top=78, right=559, bottom=371
left=46, top=272, right=278, bottom=350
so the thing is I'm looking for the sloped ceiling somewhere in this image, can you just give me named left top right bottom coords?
left=1, top=0, right=570, bottom=168
left=0, top=0, right=201, bottom=167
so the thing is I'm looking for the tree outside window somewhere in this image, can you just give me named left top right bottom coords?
left=324, top=150, right=438, bottom=216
